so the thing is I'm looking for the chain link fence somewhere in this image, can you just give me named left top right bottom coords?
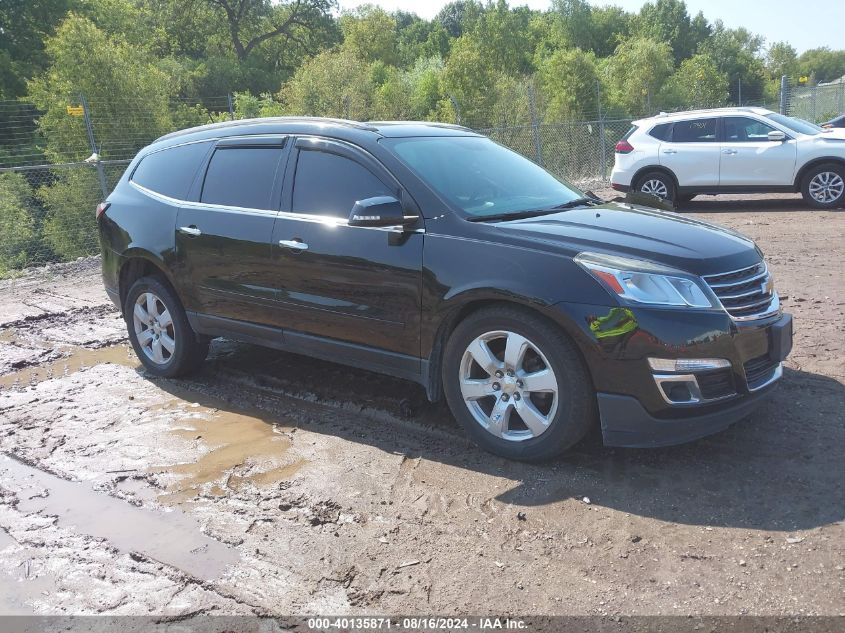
left=2, top=79, right=844, bottom=278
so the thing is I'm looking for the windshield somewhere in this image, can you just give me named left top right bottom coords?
left=765, top=112, right=824, bottom=135
left=383, top=136, right=584, bottom=218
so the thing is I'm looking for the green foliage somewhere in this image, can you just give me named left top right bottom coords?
left=797, top=48, right=845, bottom=84
left=0, top=172, right=38, bottom=275
left=605, top=38, right=674, bottom=115
left=662, top=53, right=728, bottom=109
left=766, top=42, right=798, bottom=81
left=38, top=167, right=102, bottom=261
left=634, top=0, right=708, bottom=63
left=27, top=15, right=173, bottom=162
left=442, top=35, right=496, bottom=127
left=538, top=48, right=599, bottom=120
left=698, top=20, right=766, bottom=104
left=341, top=6, right=399, bottom=66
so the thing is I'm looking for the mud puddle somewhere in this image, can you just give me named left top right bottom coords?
left=0, top=341, right=137, bottom=389
left=149, top=389, right=304, bottom=505
left=1, top=454, right=239, bottom=581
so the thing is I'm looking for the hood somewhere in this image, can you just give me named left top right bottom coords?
left=491, top=202, right=759, bottom=276
left=820, top=128, right=845, bottom=140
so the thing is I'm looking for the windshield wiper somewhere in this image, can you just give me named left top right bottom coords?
left=467, top=197, right=600, bottom=223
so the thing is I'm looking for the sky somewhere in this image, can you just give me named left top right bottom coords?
left=336, top=0, right=840, bottom=54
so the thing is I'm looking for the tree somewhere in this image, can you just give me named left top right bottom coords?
left=0, top=172, right=38, bottom=275
left=0, top=0, right=77, bottom=99
left=698, top=20, right=765, bottom=104
left=340, top=5, right=398, bottom=66
left=662, top=53, right=728, bottom=108
left=589, top=6, right=632, bottom=58
left=474, top=0, right=536, bottom=75
left=442, top=35, right=496, bottom=127
left=797, top=48, right=845, bottom=84
left=605, top=38, right=674, bottom=114
left=635, top=0, right=706, bottom=63
left=538, top=48, right=599, bottom=120
left=201, top=0, right=334, bottom=61
left=435, top=1, right=481, bottom=39
left=551, top=0, right=593, bottom=51
left=766, top=42, right=798, bottom=81
left=39, top=167, right=103, bottom=261
left=27, top=15, right=172, bottom=163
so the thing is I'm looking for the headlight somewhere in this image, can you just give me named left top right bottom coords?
left=574, top=252, right=715, bottom=308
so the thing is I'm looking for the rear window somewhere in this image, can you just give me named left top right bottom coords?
left=621, top=125, right=638, bottom=140
left=131, top=141, right=212, bottom=199
left=200, top=147, right=283, bottom=210
left=649, top=123, right=672, bottom=141
left=671, top=118, right=718, bottom=143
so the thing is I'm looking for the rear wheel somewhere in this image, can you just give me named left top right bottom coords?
left=635, top=170, right=676, bottom=202
left=124, top=276, right=208, bottom=377
left=801, top=163, right=845, bottom=209
left=442, top=306, right=595, bottom=462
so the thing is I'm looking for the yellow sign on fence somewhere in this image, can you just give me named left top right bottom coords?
left=66, top=105, right=84, bottom=117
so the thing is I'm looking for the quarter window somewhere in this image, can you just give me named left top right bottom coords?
left=201, top=147, right=283, bottom=210
left=292, top=150, right=392, bottom=218
left=649, top=123, right=672, bottom=141
left=671, top=118, right=718, bottom=143
left=723, top=117, right=777, bottom=142
left=131, top=141, right=212, bottom=199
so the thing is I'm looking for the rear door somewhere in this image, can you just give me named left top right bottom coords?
left=174, top=136, right=289, bottom=325
left=269, top=137, right=424, bottom=360
left=658, top=117, right=720, bottom=188
left=718, top=116, right=797, bottom=186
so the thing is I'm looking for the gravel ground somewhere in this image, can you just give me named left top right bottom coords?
left=0, top=193, right=843, bottom=618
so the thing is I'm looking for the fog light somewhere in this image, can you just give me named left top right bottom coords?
left=648, top=358, right=730, bottom=373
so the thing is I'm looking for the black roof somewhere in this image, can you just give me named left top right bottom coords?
left=151, top=116, right=478, bottom=151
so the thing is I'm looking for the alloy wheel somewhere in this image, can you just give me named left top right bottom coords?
left=133, top=291, right=176, bottom=365
left=808, top=171, right=844, bottom=204
left=640, top=179, right=669, bottom=199
left=458, top=330, right=559, bottom=442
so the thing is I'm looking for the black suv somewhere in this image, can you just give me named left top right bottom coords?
left=98, top=117, right=793, bottom=461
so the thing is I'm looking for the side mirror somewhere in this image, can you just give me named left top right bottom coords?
left=348, top=196, right=416, bottom=228
left=768, top=130, right=787, bottom=142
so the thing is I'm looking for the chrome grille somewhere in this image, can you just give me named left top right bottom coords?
left=702, top=262, right=778, bottom=321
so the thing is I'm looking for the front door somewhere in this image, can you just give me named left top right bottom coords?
left=658, top=117, right=721, bottom=188
left=175, top=136, right=289, bottom=325
left=269, top=137, right=423, bottom=360
left=719, top=116, right=797, bottom=186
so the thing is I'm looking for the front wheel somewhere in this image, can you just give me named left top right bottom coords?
left=442, top=306, right=595, bottom=462
left=801, top=163, right=845, bottom=209
left=124, top=276, right=209, bottom=377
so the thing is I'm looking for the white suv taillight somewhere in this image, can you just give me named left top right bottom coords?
left=615, top=140, right=634, bottom=154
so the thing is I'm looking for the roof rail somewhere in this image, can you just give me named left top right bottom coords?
left=368, top=120, right=474, bottom=132
left=154, top=116, right=379, bottom=143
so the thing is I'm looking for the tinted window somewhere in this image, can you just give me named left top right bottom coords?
left=385, top=136, right=584, bottom=218
left=649, top=123, right=672, bottom=141
left=131, top=142, right=211, bottom=199
left=671, top=118, right=718, bottom=143
left=621, top=125, right=638, bottom=140
left=201, top=147, right=283, bottom=209
left=292, top=150, right=392, bottom=217
left=724, top=117, right=777, bottom=142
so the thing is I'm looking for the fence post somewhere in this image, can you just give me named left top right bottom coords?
left=449, top=94, right=462, bottom=126
left=79, top=93, right=109, bottom=200
left=779, top=75, right=788, bottom=114
left=227, top=93, right=235, bottom=120
left=528, top=82, right=543, bottom=166
left=597, top=80, right=607, bottom=180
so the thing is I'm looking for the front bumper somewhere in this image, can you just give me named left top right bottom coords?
left=598, top=377, right=778, bottom=447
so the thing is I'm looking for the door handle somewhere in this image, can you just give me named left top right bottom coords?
left=279, top=239, right=308, bottom=251
left=722, top=149, right=738, bottom=155
left=663, top=149, right=677, bottom=154
left=178, top=225, right=202, bottom=236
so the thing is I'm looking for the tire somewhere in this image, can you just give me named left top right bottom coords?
left=124, top=275, right=209, bottom=378
left=635, top=170, right=677, bottom=202
left=801, top=163, right=845, bottom=209
left=442, top=306, right=596, bottom=462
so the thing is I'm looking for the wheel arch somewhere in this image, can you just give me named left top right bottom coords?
left=631, top=165, right=680, bottom=192
left=423, top=295, right=593, bottom=403
left=794, top=157, right=845, bottom=190
left=118, top=250, right=180, bottom=316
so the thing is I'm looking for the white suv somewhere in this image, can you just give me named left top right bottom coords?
left=611, top=107, right=845, bottom=208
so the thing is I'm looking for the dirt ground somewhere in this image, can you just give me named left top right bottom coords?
left=0, top=192, right=843, bottom=618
